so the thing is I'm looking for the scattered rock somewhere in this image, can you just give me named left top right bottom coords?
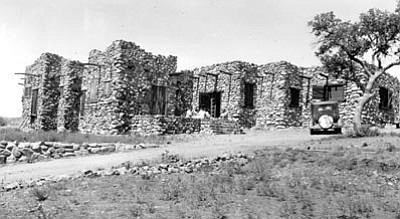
left=4, top=182, right=19, bottom=191
left=63, top=152, right=76, bottom=157
left=0, top=149, right=11, bottom=157
left=31, top=142, right=44, bottom=152
left=0, top=155, right=6, bottom=164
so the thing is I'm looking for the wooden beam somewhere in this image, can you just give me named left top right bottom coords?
left=81, top=63, right=102, bottom=67
left=227, top=74, right=232, bottom=105
left=219, top=70, right=233, bottom=75
left=14, top=73, right=40, bottom=77
left=206, top=72, right=218, bottom=77
left=169, top=72, right=183, bottom=76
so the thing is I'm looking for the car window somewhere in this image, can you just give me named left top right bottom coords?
left=317, top=105, right=332, bottom=111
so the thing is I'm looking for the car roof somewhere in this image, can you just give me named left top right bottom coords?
left=311, top=101, right=338, bottom=105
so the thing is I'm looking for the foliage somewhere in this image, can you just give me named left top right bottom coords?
left=309, top=3, right=400, bottom=134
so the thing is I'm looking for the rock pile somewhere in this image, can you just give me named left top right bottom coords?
left=1, top=152, right=252, bottom=191
left=0, top=141, right=159, bottom=164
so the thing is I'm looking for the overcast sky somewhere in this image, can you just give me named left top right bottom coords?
left=0, top=0, right=397, bottom=117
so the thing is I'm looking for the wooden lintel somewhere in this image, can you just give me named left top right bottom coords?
left=14, top=73, right=40, bottom=77
left=81, top=63, right=102, bottom=67
left=169, top=72, right=183, bottom=76
left=198, top=73, right=207, bottom=77
left=300, top=75, right=312, bottom=80
left=219, top=70, right=233, bottom=75
left=206, top=72, right=218, bottom=77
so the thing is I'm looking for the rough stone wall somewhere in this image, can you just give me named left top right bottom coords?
left=255, top=61, right=305, bottom=129
left=21, top=41, right=399, bottom=134
left=171, top=70, right=194, bottom=116
left=200, top=118, right=242, bottom=134
left=369, top=73, right=400, bottom=126
left=303, top=67, right=400, bottom=129
left=57, top=61, right=84, bottom=132
left=79, top=40, right=178, bottom=135
left=191, top=61, right=307, bottom=129
left=192, top=61, right=259, bottom=128
left=21, top=53, right=66, bottom=131
left=130, top=115, right=201, bottom=136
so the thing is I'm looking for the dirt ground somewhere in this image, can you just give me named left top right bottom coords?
left=0, top=129, right=328, bottom=184
left=3, top=129, right=400, bottom=218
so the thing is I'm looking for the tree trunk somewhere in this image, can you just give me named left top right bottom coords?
left=353, top=72, right=380, bottom=136
left=353, top=92, right=374, bottom=135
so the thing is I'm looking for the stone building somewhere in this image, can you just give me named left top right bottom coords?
left=20, top=53, right=84, bottom=131
left=78, top=40, right=179, bottom=134
left=20, top=40, right=195, bottom=135
left=19, top=40, right=400, bottom=134
left=303, top=67, right=400, bottom=128
left=189, top=61, right=400, bottom=130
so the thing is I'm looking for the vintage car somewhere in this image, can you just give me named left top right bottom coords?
left=310, top=101, right=342, bottom=135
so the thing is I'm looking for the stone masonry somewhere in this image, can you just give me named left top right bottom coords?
left=21, top=40, right=196, bottom=135
left=192, top=61, right=259, bottom=128
left=189, top=61, right=400, bottom=130
left=303, top=67, right=400, bottom=128
left=21, top=53, right=75, bottom=131
left=79, top=40, right=177, bottom=135
left=20, top=40, right=400, bottom=134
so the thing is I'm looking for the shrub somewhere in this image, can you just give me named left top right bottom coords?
left=0, top=117, right=7, bottom=127
left=31, top=187, right=49, bottom=202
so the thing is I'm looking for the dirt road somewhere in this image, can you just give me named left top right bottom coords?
left=0, top=129, right=326, bottom=184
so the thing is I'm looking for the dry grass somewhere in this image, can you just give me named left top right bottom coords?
left=0, top=127, right=193, bottom=145
left=2, top=140, right=400, bottom=218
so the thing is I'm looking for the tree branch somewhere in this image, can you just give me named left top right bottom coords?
left=377, top=55, right=382, bottom=69
left=383, top=60, right=400, bottom=72
left=347, top=53, right=372, bottom=77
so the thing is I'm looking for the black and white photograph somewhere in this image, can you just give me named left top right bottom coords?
left=1, top=0, right=400, bottom=218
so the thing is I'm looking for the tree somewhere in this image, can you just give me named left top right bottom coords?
left=309, top=4, right=400, bottom=135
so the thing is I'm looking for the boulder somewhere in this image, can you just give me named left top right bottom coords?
left=12, top=147, right=23, bottom=159
left=6, top=142, right=16, bottom=151
left=55, top=148, right=65, bottom=154
left=63, top=152, right=76, bottom=157
left=17, top=142, right=29, bottom=150
left=4, top=182, right=19, bottom=191
left=6, top=154, right=16, bottom=163
left=40, top=145, right=49, bottom=151
left=22, top=148, right=34, bottom=159
left=0, top=155, right=6, bottom=164
left=0, top=149, right=11, bottom=157
left=44, top=142, right=55, bottom=147
left=31, top=142, right=44, bottom=152
left=89, top=148, right=101, bottom=154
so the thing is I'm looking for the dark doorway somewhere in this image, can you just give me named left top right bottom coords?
left=199, top=92, right=221, bottom=118
left=151, top=85, right=167, bottom=115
